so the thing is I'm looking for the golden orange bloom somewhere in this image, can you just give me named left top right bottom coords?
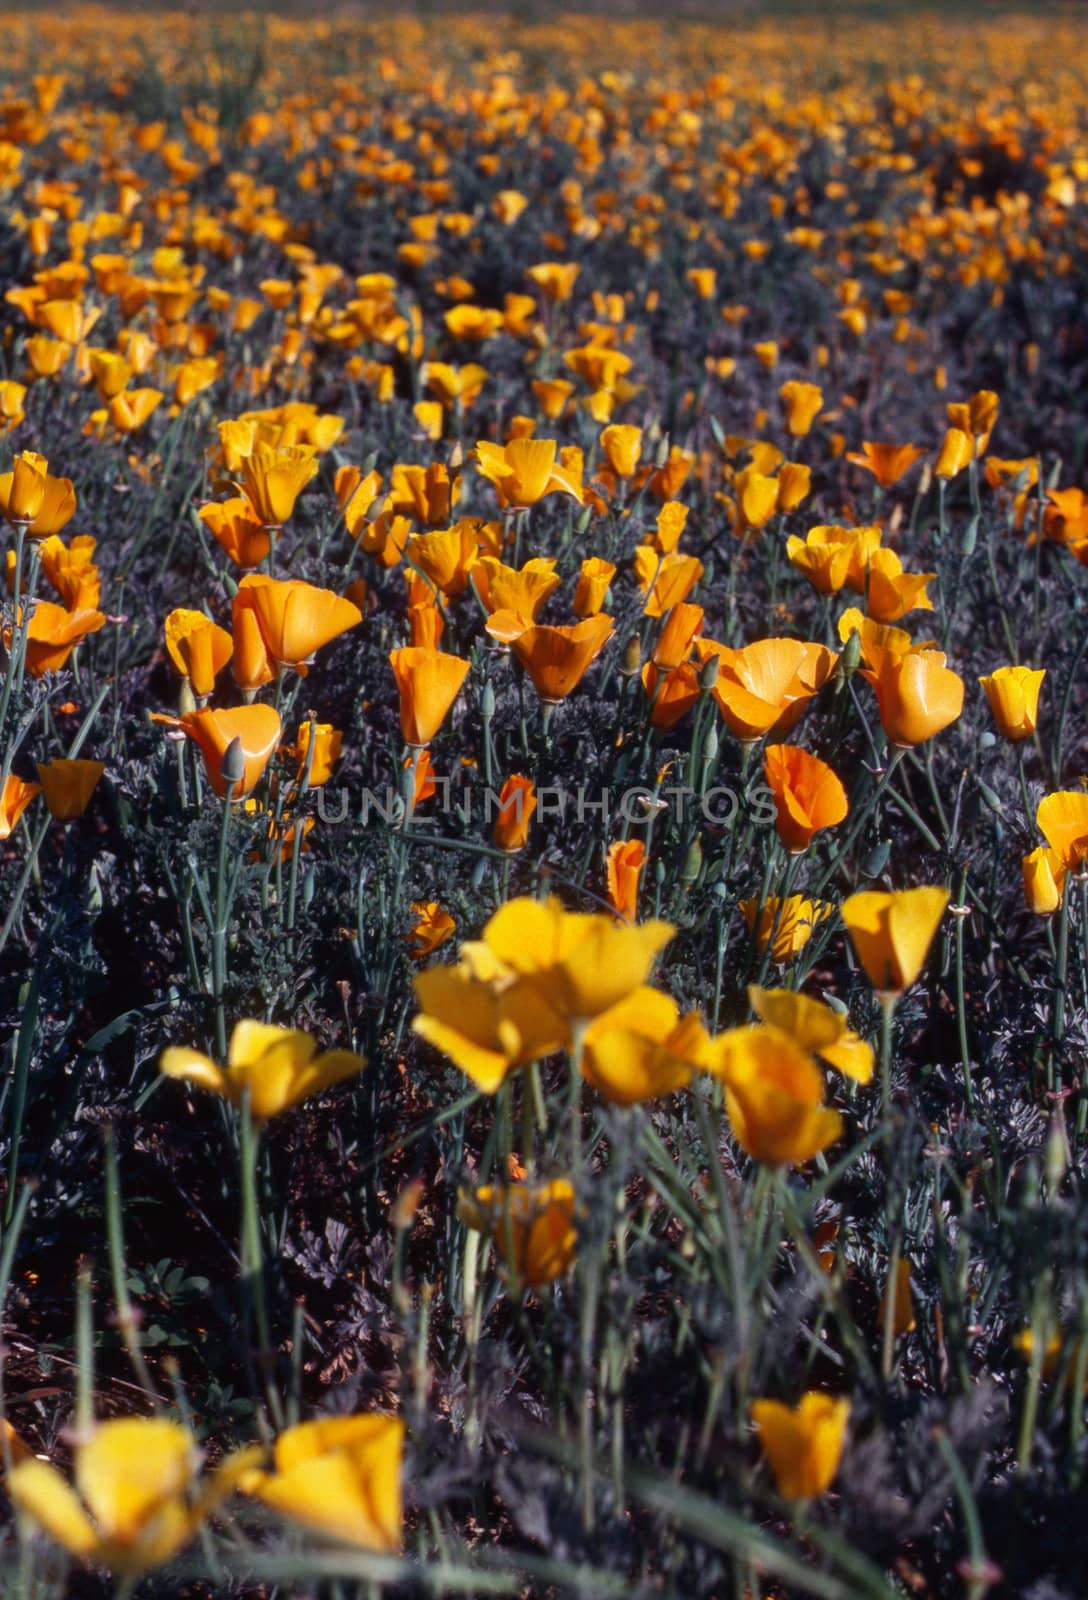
left=733, top=464, right=780, bottom=532
left=164, top=609, right=233, bottom=698
left=748, top=986, right=873, bottom=1083
left=641, top=662, right=701, bottom=730
left=242, top=1415, right=402, bottom=1554
left=237, top=576, right=362, bottom=668
left=582, top=986, right=709, bottom=1106
left=408, top=902, right=457, bottom=958
left=493, top=775, right=537, bottom=853
left=1036, top=791, right=1088, bottom=873
left=653, top=602, right=704, bottom=670
left=934, top=427, right=972, bottom=480
left=286, top=721, right=342, bottom=788
left=763, top=745, right=848, bottom=852
left=633, top=548, right=704, bottom=618
left=239, top=444, right=318, bottom=526
left=152, top=704, right=282, bottom=798
left=0, top=452, right=75, bottom=537
left=389, top=647, right=471, bottom=746
left=473, top=438, right=582, bottom=509
left=864, top=548, right=936, bottom=624
left=779, top=380, right=823, bottom=438
left=231, top=597, right=276, bottom=693
left=708, top=1025, right=843, bottom=1165
left=979, top=665, right=1045, bottom=741
left=786, top=524, right=881, bottom=596
left=109, top=387, right=163, bottom=433
left=573, top=557, right=616, bottom=618
left=390, top=462, right=458, bottom=527
left=846, top=440, right=926, bottom=488
left=526, top=260, right=581, bottom=302
left=864, top=648, right=963, bottom=746
left=161, top=1019, right=363, bottom=1121
left=17, top=603, right=105, bottom=676
left=600, top=424, right=642, bottom=480
left=405, top=522, right=479, bottom=598
left=840, top=886, right=949, bottom=995
left=198, top=499, right=271, bottom=569
left=35, top=759, right=105, bottom=821
left=458, top=1179, right=577, bottom=1287
left=740, top=895, right=832, bottom=963
left=0, top=773, right=40, bottom=839
left=695, top=637, right=835, bottom=742
left=510, top=614, right=613, bottom=703
left=752, top=1394, right=850, bottom=1499
left=606, top=838, right=646, bottom=922
left=476, top=556, right=560, bottom=620
left=38, top=535, right=99, bottom=609
left=1022, top=846, right=1066, bottom=915
left=775, top=462, right=811, bottom=514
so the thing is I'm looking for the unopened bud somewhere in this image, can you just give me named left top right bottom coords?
left=699, top=653, right=719, bottom=692
left=447, top=441, right=464, bottom=473
left=575, top=505, right=593, bottom=536
left=178, top=677, right=197, bottom=716
left=620, top=635, right=642, bottom=677
left=480, top=678, right=496, bottom=719
left=681, top=834, right=703, bottom=886
left=655, top=433, right=672, bottom=468
left=220, top=736, right=246, bottom=789
left=839, top=628, right=861, bottom=679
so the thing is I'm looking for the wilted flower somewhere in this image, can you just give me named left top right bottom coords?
left=164, top=609, right=233, bottom=698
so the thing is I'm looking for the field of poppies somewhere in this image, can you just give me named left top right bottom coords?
left=1, top=3, right=1088, bottom=1595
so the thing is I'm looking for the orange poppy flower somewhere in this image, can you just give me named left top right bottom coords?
left=475, top=557, right=561, bottom=620
left=15, top=603, right=105, bottom=676
left=864, top=549, right=936, bottom=624
left=405, top=522, right=479, bottom=598
left=473, top=439, right=583, bottom=509
left=695, top=637, right=835, bottom=742
left=653, top=603, right=704, bottom=670
left=152, top=704, right=282, bottom=798
left=0, top=452, right=76, bottom=538
left=606, top=838, right=645, bottom=922
left=164, top=609, right=233, bottom=698
left=198, top=498, right=271, bottom=568
left=510, top=615, right=613, bottom=703
left=573, top=557, right=616, bottom=618
left=38, top=535, right=100, bottom=609
left=846, top=441, right=926, bottom=488
left=763, top=745, right=848, bottom=852
left=237, top=575, right=361, bottom=668
left=36, top=759, right=105, bottom=821
left=779, top=380, right=823, bottom=438
left=632, top=548, right=704, bottom=618
left=641, top=662, right=701, bottom=730
left=493, top=775, right=537, bottom=853
left=389, top=647, right=471, bottom=746
left=864, top=648, right=964, bottom=746
left=0, top=773, right=41, bottom=839
left=238, top=444, right=318, bottom=526
left=600, top=424, right=643, bottom=480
